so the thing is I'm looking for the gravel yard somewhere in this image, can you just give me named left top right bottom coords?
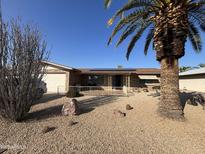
left=1, top=92, right=205, bottom=154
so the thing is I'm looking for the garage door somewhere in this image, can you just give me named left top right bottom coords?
left=43, top=73, right=67, bottom=93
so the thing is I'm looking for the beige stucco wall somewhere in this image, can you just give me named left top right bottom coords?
left=45, top=66, right=58, bottom=70
left=179, top=74, right=205, bottom=92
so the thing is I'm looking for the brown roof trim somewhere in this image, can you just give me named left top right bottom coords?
left=135, top=68, right=161, bottom=75
left=79, top=68, right=160, bottom=75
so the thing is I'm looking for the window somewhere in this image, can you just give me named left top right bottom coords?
left=88, top=75, right=104, bottom=86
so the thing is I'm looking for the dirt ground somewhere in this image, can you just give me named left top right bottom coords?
left=0, top=92, right=205, bottom=154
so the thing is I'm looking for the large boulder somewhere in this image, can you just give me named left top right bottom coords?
left=62, top=99, right=81, bottom=116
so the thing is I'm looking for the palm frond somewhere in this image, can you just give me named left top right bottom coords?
left=188, top=23, right=202, bottom=53
left=104, top=0, right=112, bottom=9
left=108, top=9, right=150, bottom=45
left=111, top=0, right=153, bottom=21
left=105, top=0, right=205, bottom=60
left=144, top=27, right=154, bottom=55
left=116, top=22, right=140, bottom=47
left=126, top=22, right=151, bottom=59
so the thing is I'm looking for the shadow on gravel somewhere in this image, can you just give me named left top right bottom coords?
left=33, top=94, right=65, bottom=105
left=180, top=91, right=205, bottom=110
left=79, top=95, right=119, bottom=109
left=24, top=105, right=63, bottom=122
left=180, top=92, right=195, bottom=110
left=148, top=90, right=205, bottom=111
left=24, top=95, right=118, bottom=122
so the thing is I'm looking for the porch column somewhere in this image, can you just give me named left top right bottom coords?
left=65, top=72, right=70, bottom=92
left=127, top=75, right=131, bottom=92
left=108, top=75, right=112, bottom=90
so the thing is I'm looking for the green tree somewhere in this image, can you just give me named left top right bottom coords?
left=105, top=0, right=205, bottom=119
left=198, top=63, right=205, bottom=68
left=179, top=66, right=192, bottom=72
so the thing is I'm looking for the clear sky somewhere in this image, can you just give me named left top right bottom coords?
left=3, top=0, right=205, bottom=68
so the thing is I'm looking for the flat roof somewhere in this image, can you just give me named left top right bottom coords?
left=42, top=61, right=161, bottom=75
left=79, top=68, right=160, bottom=75
left=135, top=68, right=161, bottom=75
left=179, top=67, right=205, bottom=76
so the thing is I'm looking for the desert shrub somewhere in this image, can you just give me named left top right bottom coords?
left=66, top=87, right=78, bottom=98
left=0, top=20, right=48, bottom=121
left=66, top=87, right=83, bottom=98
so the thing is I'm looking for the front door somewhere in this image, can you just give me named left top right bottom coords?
left=113, top=75, right=123, bottom=89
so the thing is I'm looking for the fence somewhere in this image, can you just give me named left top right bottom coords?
left=68, top=86, right=128, bottom=96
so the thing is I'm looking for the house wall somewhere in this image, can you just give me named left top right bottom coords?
left=130, top=74, right=140, bottom=88
left=66, top=73, right=160, bottom=92
left=179, top=74, right=205, bottom=92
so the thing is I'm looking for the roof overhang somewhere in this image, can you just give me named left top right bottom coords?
left=41, top=61, right=77, bottom=71
left=138, top=75, right=159, bottom=79
left=179, top=68, right=205, bottom=76
left=79, top=68, right=160, bottom=75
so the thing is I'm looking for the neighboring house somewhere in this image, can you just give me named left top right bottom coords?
left=179, top=67, right=205, bottom=92
left=42, top=61, right=161, bottom=94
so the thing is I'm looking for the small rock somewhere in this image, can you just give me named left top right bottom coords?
left=62, top=99, right=81, bottom=116
left=126, top=104, right=133, bottom=110
left=113, top=109, right=126, bottom=117
left=42, top=126, right=56, bottom=134
left=143, top=89, right=149, bottom=92
left=140, top=129, right=144, bottom=133
left=68, top=120, right=78, bottom=126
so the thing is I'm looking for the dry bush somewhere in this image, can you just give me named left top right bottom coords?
left=0, top=20, right=48, bottom=121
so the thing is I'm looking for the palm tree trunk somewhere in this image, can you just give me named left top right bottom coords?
left=159, top=57, right=184, bottom=119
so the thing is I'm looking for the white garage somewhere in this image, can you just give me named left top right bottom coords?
left=42, top=61, right=73, bottom=94
left=43, top=73, right=67, bottom=93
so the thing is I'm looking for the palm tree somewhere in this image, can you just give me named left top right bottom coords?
left=105, top=0, right=205, bottom=119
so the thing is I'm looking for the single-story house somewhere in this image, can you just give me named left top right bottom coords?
left=179, top=67, right=205, bottom=92
left=42, top=61, right=161, bottom=94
